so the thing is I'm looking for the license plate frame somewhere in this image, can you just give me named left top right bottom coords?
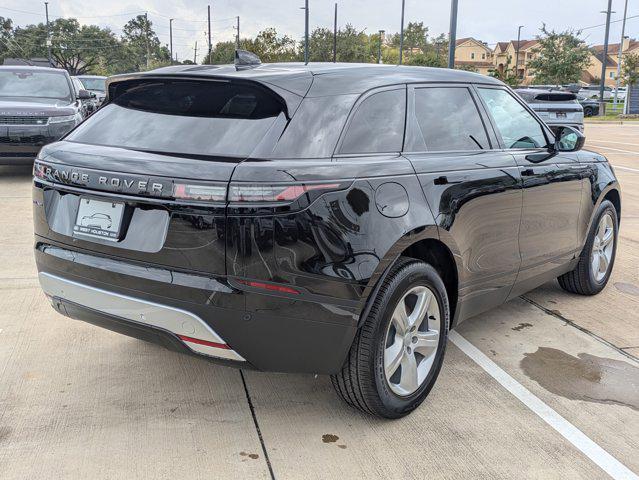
left=73, top=197, right=125, bottom=241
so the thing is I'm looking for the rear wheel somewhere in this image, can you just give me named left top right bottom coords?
left=331, top=257, right=449, bottom=418
left=583, top=106, right=594, bottom=117
left=558, top=200, right=618, bottom=295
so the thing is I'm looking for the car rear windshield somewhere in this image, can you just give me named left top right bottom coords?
left=66, top=79, right=285, bottom=158
left=0, top=69, right=72, bottom=100
left=528, top=93, right=578, bottom=104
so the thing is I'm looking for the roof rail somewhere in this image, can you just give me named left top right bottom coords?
left=234, top=49, right=261, bottom=71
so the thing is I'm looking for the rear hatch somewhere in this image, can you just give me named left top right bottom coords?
left=33, top=77, right=289, bottom=276
left=527, top=91, right=583, bottom=124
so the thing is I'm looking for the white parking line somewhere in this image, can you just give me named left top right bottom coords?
left=449, top=331, right=639, bottom=480
left=590, top=140, right=639, bottom=147
left=588, top=144, right=639, bottom=155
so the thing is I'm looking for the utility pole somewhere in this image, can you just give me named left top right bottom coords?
left=236, top=16, right=240, bottom=49
left=207, top=5, right=212, bottom=60
left=194, top=41, right=198, bottom=64
left=447, top=0, right=458, bottom=69
left=169, top=19, right=174, bottom=65
left=599, top=0, right=613, bottom=116
left=44, top=2, right=52, bottom=66
left=302, top=0, right=309, bottom=64
left=333, top=3, right=337, bottom=63
left=378, top=30, right=385, bottom=64
left=515, top=25, right=523, bottom=80
left=613, top=0, right=629, bottom=106
left=399, top=0, right=405, bottom=64
left=144, top=12, right=149, bottom=70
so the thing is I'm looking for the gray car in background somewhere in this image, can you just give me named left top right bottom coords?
left=76, top=75, right=107, bottom=107
left=515, top=89, right=584, bottom=133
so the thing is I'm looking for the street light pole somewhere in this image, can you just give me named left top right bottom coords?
left=599, top=0, right=613, bottom=116
left=144, top=12, right=149, bottom=70
left=207, top=5, right=212, bottom=61
left=399, top=0, right=405, bottom=65
left=169, top=19, right=174, bottom=65
left=44, top=2, right=51, bottom=66
left=515, top=25, right=523, bottom=80
left=613, top=0, right=629, bottom=106
left=378, top=30, right=385, bottom=64
left=236, top=16, right=240, bottom=49
left=447, top=0, right=458, bottom=69
left=333, top=3, right=337, bottom=63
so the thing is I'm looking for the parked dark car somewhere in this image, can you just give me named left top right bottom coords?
left=0, top=66, right=89, bottom=165
left=71, top=76, right=96, bottom=116
left=33, top=63, right=620, bottom=418
left=577, top=95, right=600, bottom=117
left=76, top=75, right=107, bottom=106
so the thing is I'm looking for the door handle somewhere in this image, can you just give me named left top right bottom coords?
left=521, top=168, right=535, bottom=176
left=433, top=176, right=461, bottom=185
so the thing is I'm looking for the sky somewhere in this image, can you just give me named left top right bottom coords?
left=1, top=0, right=638, bottom=63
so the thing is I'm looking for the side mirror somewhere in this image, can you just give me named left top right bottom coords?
left=77, top=89, right=92, bottom=100
left=554, top=126, right=585, bottom=152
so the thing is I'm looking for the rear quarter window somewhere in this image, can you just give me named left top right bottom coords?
left=338, top=88, right=406, bottom=155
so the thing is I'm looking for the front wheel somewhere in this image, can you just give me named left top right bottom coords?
left=331, top=257, right=449, bottom=418
left=558, top=200, right=618, bottom=295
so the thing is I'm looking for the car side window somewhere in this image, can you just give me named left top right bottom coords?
left=406, top=87, right=490, bottom=152
left=478, top=88, right=548, bottom=149
left=338, top=88, right=405, bottom=155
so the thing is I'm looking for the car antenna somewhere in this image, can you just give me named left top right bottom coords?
left=234, top=49, right=261, bottom=71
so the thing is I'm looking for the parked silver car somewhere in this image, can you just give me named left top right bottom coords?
left=515, top=89, right=584, bottom=132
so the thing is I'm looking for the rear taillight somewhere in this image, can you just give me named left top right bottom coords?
left=228, top=182, right=346, bottom=203
left=173, top=183, right=227, bottom=202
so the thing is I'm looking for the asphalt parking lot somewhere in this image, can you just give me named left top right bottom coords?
left=1, top=123, right=638, bottom=480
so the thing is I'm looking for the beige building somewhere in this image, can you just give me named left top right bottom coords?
left=453, top=37, right=494, bottom=75
left=585, top=38, right=639, bottom=85
left=492, top=39, right=540, bottom=84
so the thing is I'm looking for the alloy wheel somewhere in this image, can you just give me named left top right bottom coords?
left=383, top=286, right=441, bottom=396
left=591, top=213, right=614, bottom=283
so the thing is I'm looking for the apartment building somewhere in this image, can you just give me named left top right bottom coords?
left=453, top=37, right=494, bottom=75
left=586, top=38, right=639, bottom=85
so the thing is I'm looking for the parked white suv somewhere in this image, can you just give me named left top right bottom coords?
left=579, top=85, right=613, bottom=100
left=516, top=89, right=584, bottom=132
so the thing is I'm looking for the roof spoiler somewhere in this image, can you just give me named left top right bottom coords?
left=234, top=50, right=261, bottom=71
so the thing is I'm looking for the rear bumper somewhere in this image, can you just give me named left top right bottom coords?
left=35, top=240, right=359, bottom=374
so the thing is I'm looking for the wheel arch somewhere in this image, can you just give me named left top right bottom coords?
left=358, top=227, right=462, bottom=328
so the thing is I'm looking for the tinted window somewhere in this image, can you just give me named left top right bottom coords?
left=271, top=94, right=358, bottom=159
left=0, top=69, right=71, bottom=100
left=478, top=88, right=547, bottom=149
left=407, top=87, right=490, bottom=152
left=67, top=80, right=284, bottom=158
left=339, top=88, right=405, bottom=154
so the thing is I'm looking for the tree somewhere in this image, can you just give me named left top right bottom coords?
left=621, top=53, right=639, bottom=86
left=308, top=27, right=334, bottom=62
left=527, top=26, right=591, bottom=85
left=334, top=24, right=371, bottom=62
left=489, top=55, right=519, bottom=87
left=0, top=16, right=13, bottom=64
left=204, top=40, right=237, bottom=64
left=11, top=19, right=123, bottom=75
left=241, top=28, right=297, bottom=62
left=121, top=14, right=169, bottom=71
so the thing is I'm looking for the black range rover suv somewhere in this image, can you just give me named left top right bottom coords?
left=33, top=63, right=620, bottom=418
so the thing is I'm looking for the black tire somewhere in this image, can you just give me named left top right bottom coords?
left=330, top=257, right=450, bottom=419
left=583, top=106, right=594, bottom=117
left=558, top=200, right=618, bottom=295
